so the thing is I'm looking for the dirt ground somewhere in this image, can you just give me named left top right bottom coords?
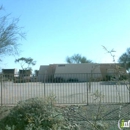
left=0, top=103, right=129, bottom=130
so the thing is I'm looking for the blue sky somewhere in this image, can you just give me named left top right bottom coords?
left=0, top=0, right=130, bottom=73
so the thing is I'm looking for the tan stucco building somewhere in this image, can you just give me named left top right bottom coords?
left=38, top=63, right=126, bottom=82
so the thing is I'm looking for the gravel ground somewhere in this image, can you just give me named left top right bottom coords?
left=1, top=103, right=129, bottom=130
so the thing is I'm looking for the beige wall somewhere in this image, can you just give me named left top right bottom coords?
left=55, top=63, right=101, bottom=73
left=100, top=63, right=126, bottom=79
left=39, top=63, right=126, bottom=82
left=54, top=63, right=102, bottom=81
left=38, top=64, right=57, bottom=81
left=38, top=65, right=49, bottom=81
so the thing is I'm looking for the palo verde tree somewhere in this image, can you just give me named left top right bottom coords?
left=118, top=48, right=130, bottom=72
left=66, top=54, right=92, bottom=64
left=15, top=57, right=36, bottom=75
left=0, top=6, right=25, bottom=61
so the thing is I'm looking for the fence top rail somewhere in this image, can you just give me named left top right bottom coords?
left=38, top=73, right=129, bottom=75
left=1, top=72, right=129, bottom=75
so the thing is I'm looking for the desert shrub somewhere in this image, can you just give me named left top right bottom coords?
left=67, top=78, right=78, bottom=82
left=0, top=106, right=11, bottom=121
left=119, top=75, right=127, bottom=80
left=53, top=77, right=64, bottom=83
left=13, top=77, right=27, bottom=83
left=0, top=96, right=79, bottom=130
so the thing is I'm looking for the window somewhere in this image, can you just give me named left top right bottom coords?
left=58, top=65, right=65, bottom=67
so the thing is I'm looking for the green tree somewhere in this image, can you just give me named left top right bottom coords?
left=15, top=57, right=36, bottom=70
left=66, top=54, right=92, bottom=64
left=15, top=57, right=36, bottom=76
left=118, top=48, right=130, bottom=72
left=0, top=6, right=25, bottom=61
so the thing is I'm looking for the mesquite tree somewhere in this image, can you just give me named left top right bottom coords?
left=0, top=6, right=25, bottom=61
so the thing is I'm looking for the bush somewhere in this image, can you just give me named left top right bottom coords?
left=53, top=77, right=64, bottom=83
left=67, top=78, right=78, bottom=82
left=0, top=96, right=79, bottom=130
left=13, top=77, right=31, bottom=83
left=119, top=75, right=127, bottom=80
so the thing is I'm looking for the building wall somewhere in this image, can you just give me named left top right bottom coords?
left=38, top=65, right=49, bottom=81
left=2, top=69, right=17, bottom=80
left=54, top=63, right=102, bottom=81
left=19, top=70, right=31, bottom=77
left=100, top=64, right=126, bottom=79
left=46, top=64, right=57, bottom=80
left=38, top=63, right=126, bottom=82
left=2, top=69, right=17, bottom=75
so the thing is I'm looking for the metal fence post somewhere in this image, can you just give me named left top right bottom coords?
left=128, top=73, right=130, bottom=103
left=0, top=74, right=2, bottom=106
left=44, top=72, right=46, bottom=98
left=86, top=73, right=88, bottom=105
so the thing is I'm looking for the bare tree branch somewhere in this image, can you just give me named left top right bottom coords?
left=0, top=6, right=25, bottom=61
